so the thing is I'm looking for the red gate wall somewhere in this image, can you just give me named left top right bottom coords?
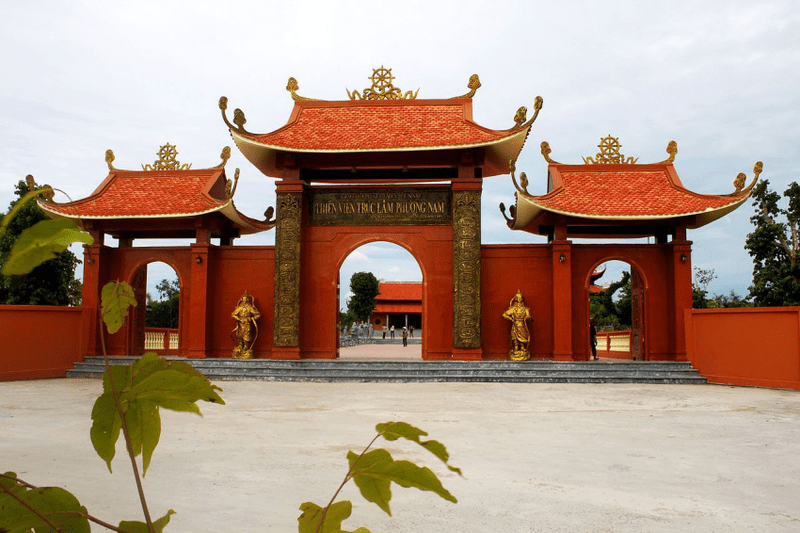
left=87, top=245, right=275, bottom=359
left=300, top=225, right=453, bottom=360
left=481, top=242, right=691, bottom=361
left=685, top=307, right=800, bottom=390
left=0, top=306, right=87, bottom=381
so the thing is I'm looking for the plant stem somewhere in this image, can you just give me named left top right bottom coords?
left=316, top=433, right=382, bottom=533
left=100, top=314, right=156, bottom=533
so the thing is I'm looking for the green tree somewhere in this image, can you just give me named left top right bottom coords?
left=589, top=271, right=631, bottom=330
left=745, top=179, right=800, bottom=306
left=692, top=267, right=717, bottom=309
left=347, top=272, right=380, bottom=323
left=145, top=278, right=180, bottom=328
left=710, top=290, right=752, bottom=308
left=0, top=180, right=82, bottom=305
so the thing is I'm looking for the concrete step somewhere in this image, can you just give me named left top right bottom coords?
left=67, top=357, right=707, bottom=384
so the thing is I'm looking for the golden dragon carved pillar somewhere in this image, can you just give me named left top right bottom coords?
left=273, top=191, right=303, bottom=349
left=452, top=189, right=482, bottom=350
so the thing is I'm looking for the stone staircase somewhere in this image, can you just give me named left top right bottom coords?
left=67, top=356, right=706, bottom=384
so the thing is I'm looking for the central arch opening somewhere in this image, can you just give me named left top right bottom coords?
left=338, top=241, right=423, bottom=360
left=588, top=260, right=646, bottom=361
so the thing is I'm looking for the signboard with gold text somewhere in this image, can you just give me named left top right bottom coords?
left=308, top=187, right=451, bottom=226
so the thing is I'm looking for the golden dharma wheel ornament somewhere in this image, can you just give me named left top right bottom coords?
left=231, top=292, right=261, bottom=359
left=502, top=290, right=532, bottom=361
left=583, top=135, right=638, bottom=165
left=347, top=66, right=419, bottom=101
left=142, top=143, right=192, bottom=171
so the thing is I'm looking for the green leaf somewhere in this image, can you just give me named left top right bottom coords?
left=298, top=501, right=370, bottom=533
left=90, top=391, right=122, bottom=472
left=347, top=449, right=393, bottom=515
left=1, top=217, right=93, bottom=275
left=348, top=448, right=457, bottom=516
left=90, top=355, right=224, bottom=473
left=119, top=509, right=175, bottom=533
left=139, top=400, right=161, bottom=476
left=101, top=281, right=137, bottom=335
left=0, top=478, right=90, bottom=533
left=102, top=363, right=131, bottom=394
left=376, top=421, right=462, bottom=475
left=381, top=459, right=457, bottom=503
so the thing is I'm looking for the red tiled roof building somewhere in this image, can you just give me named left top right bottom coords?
left=22, top=70, right=761, bottom=365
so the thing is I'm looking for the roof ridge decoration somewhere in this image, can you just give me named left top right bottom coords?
left=583, top=135, right=638, bottom=164
left=104, top=145, right=232, bottom=172
left=731, top=161, right=763, bottom=196
left=506, top=96, right=544, bottom=132
left=284, top=69, right=483, bottom=103
left=540, top=137, right=679, bottom=166
left=219, top=97, right=253, bottom=135
left=142, top=143, right=192, bottom=171
left=346, top=66, right=419, bottom=100
left=25, top=174, right=55, bottom=203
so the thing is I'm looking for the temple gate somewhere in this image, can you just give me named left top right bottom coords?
left=38, top=69, right=761, bottom=362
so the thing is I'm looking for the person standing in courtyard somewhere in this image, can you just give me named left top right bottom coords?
left=390, top=325, right=395, bottom=339
left=590, top=316, right=598, bottom=360
left=409, top=324, right=414, bottom=338
left=402, top=326, right=408, bottom=347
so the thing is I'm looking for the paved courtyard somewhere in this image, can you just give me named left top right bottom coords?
left=2, top=374, right=799, bottom=532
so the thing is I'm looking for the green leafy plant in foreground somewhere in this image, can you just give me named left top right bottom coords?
left=299, top=421, right=461, bottom=533
left=0, top=188, right=462, bottom=532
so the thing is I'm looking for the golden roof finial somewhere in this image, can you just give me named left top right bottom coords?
left=508, top=159, right=530, bottom=195
left=454, top=74, right=481, bottom=98
left=219, top=146, right=231, bottom=168
left=540, top=141, right=561, bottom=164
left=225, top=168, right=240, bottom=199
left=347, top=66, right=419, bottom=101
left=505, top=96, right=543, bottom=131
left=732, top=161, right=763, bottom=195
left=142, top=143, right=192, bottom=171
left=287, top=77, right=314, bottom=101
left=658, top=140, right=678, bottom=163
left=105, top=149, right=116, bottom=171
left=512, top=107, right=527, bottom=129
left=219, top=96, right=252, bottom=135
left=583, top=135, right=638, bottom=164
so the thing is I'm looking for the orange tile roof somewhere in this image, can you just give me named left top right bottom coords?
left=43, top=169, right=226, bottom=218
left=376, top=282, right=422, bottom=302
left=240, top=99, right=515, bottom=152
left=520, top=164, right=745, bottom=221
left=39, top=168, right=272, bottom=233
left=374, top=303, right=423, bottom=314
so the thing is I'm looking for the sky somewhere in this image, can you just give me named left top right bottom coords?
left=2, top=1, right=798, bottom=305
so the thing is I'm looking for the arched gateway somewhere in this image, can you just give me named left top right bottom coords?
left=40, top=69, right=761, bottom=362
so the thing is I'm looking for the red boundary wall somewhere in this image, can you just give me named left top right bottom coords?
left=685, top=307, right=800, bottom=390
left=0, top=306, right=87, bottom=381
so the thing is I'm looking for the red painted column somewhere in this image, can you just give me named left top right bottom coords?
left=551, top=240, right=573, bottom=360
left=670, top=239, right=693, bottom=361
left=82, top=236, right=103, bottom=357
left=187, top=241, right=210, bottom=358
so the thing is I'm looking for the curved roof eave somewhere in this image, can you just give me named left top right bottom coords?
left=510, top=191, right=751, bottom=231
left=38, top=199, right=273, bottom=235
left=231, top=126, right=531, bottom=179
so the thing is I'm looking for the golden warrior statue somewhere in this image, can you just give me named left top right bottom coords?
left=502, top=290, right=532, bottom=361
left=231, top=292, right=261, bottom=359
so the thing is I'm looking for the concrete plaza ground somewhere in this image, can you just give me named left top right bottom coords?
left=2, top=355, right=800, bottom=532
